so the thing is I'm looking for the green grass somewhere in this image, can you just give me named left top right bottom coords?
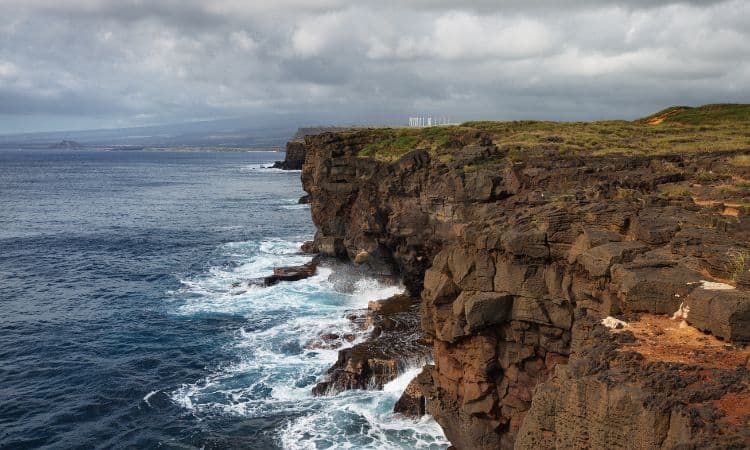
left=730, top=250, right=750, bottom=281
left=356, top=126, right=480, bottom=161
left=352, top=104, right=750, bottom=163
left=464, top=156, right=506, bottom=172
left=359, top=133, right=419, bottom=159
left=695, top=169, right=730, bottom=184
left=638, top=104, right=750, bottom=125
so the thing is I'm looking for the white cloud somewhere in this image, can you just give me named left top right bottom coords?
left=431, top=13, right=553, bottom=59
left=0, top=61, right=19, bottom=78
left=0, top=0, right=748, bottom=132
left=230, top=31, right=259, bottom=52
left=365, top=12, right=553, bottom=60
left=291, top=12, right=345, bottom=57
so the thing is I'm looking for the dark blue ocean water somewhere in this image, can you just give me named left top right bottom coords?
left=0, top=150, right=446, bottom=450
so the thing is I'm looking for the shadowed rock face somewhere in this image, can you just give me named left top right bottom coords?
left=272, top=141, right=307, bottom=170
left=300, top=129, right=750, bottom=449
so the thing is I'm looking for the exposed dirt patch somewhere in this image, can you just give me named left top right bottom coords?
left=723, top=206, right=740, bottom=216
left=710, top=392, right=750, bottom=426
left=614, top=314, right=750, bottom=368
left=645, top=108, right=686, bottom=125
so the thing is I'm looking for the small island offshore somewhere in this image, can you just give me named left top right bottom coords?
left=281, top=104, right=750, bottom=449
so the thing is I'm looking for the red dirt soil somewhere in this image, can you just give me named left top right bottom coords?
left=614, top=314, right=749, bottom=368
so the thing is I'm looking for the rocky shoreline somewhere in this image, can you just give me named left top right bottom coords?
left=312, top=293, right=429, bottom=395
left=292, top=123, right=750, bottom=449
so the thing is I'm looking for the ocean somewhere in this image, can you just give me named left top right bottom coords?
left=0, top=149, right=447, bottom=449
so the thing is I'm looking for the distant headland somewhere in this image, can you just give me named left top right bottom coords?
left=49, top=140, right=84, bottom=149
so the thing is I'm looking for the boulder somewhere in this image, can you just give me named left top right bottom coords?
left=610, top=265, right=703, bottom=314
left=259, top=262, right=317, bottom=286
left=576, top=241, right=650, bottom=277
left=461, top=291, right=514, bottom=331
left=685, top=286, right=750, bottom=342
left=423, top=269, right=460, bottom=305
left=502, top=230, right=549, bottom=260
left=394, top=373, right=428, bottom=417
left=632, top=208, right=682, bottom=245
left=567, top=229, right=623, bottom=264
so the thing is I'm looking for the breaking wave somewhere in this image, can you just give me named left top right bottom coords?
left=169, top=238, right=448, bottom=448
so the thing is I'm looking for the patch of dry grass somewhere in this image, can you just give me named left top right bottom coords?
left=729, top=154, right=750, bottom=167
left=354, top=104, right=750, bottom=162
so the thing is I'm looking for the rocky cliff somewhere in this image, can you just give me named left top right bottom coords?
left=272, top=140, right=307, bottom=170
left=299, top=110, right=750, bottom=449
left=274, top=128, right=355, bottom=170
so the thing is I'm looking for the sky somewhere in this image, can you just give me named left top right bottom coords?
left=0, top=0, right=749, bottom=134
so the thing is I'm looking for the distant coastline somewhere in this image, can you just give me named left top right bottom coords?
left=0, top=144, right=284, bottom=153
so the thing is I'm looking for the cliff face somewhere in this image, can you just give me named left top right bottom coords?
left=272, top=140, right=307, bottom=170
left=300, top=127, right=750, bottom=449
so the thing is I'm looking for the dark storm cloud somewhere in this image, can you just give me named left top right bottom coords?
left=0, top=0, right=748, bottom=132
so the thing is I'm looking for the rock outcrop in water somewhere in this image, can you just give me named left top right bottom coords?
left=298, top=111, right=750, bottom=449
left=312, top=293, right=429, bottom=395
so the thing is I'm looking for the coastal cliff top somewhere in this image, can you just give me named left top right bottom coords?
left=316, top=103, right=750, bottom=163
left=300, top=103, right=750, bottom=448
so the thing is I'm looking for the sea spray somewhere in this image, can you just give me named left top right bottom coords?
left=171, top=238, right=447, bottom=448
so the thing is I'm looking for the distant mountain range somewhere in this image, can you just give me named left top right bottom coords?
left=0, top=117, right=301, bottom=149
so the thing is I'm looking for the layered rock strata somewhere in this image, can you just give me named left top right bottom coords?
left=300, top=129, right=750, bottom=449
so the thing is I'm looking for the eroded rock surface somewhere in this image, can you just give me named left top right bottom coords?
left=300, top=129, right=750, bottom=449
left=312, top=294, right=429, bottom=395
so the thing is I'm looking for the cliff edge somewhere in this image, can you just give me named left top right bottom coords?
left=300, top=104, right=750, bottom=449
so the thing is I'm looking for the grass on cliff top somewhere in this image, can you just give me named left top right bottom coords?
left=355, top=103, right=750, bottom=162
left=636, top=104, right=750, bottom=125
left=357, top=126, right=478, bottom=161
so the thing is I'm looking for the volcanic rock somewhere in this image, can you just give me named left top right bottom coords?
left=298, top=126, right=750, bottom=449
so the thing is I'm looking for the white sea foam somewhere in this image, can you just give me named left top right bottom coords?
left=383, top=366, right=423, bottom=393
left=143, top=390, right=158, bottom=406
left=239, top=164, right=302, bottom=173
left=280, top=204, right=310, bottom=210
left=168, top=238, right=447, bottom=448
left=278, top=386, right=449, bottom=450
left=351, top=278, right=405, bottom=308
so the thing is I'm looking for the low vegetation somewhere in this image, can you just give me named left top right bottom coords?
left=357, top=126, right=478, bottom=161
left=729, top=154, right=750, bottom=167
left=353, top=103, right=750, bottom=163
left=637, top=104, right=750, bottom=125
left=731, top=250, right=750, bottom=281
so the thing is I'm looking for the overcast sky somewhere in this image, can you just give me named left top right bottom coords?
left=0, top=0, right=749, bottom=133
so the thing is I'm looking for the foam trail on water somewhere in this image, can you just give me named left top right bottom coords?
left=143, top=390, right=158, bottom=406
left=239, top=163, right=302, bottom=173
left=169, top=238, right=447, bottom=448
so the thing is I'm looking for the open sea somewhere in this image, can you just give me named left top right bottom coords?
left=0, top=149, right=447, bottom=449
